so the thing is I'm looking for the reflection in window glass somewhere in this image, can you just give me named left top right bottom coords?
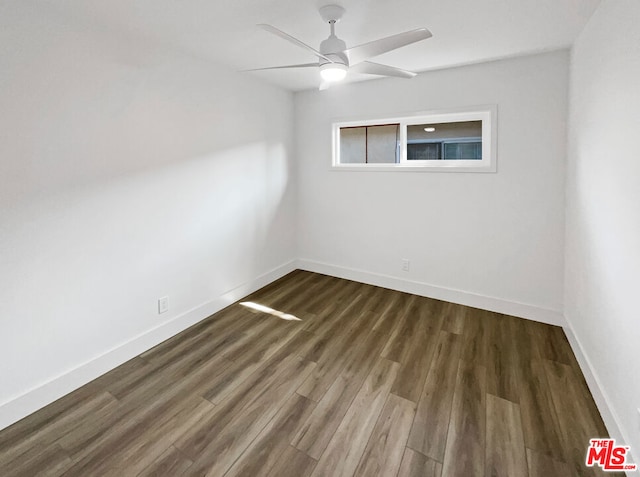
left=407, top=121, right=482, bottom=160
left=340, top=127, right=366, bottom=164
left=340, top=124, right=399, bottom=164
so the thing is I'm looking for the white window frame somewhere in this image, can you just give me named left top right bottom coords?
left=331, top=105, right=497, bottom=172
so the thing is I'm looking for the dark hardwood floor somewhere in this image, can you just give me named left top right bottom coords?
left=0, top=270, right=619, bottom=476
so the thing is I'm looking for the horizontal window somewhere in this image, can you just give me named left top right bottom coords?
left=332, top=106, right=496, bottom=172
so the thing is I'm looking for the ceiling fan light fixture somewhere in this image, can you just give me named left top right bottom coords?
left=254, top=6, right=432, bottom=88
left=320, top=63, right=347, bottom=82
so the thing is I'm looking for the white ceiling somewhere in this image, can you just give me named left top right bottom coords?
left=49, top=0, right=601, bottom=91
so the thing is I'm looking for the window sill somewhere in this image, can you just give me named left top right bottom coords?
left=330, top=163, right=497, bottom=173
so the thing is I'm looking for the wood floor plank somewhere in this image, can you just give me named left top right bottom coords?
left=270, top=273, right=347, bottom=317
left=296, top=306, right=380, bottom=402
left=441, top=359, right=486, bottom=477
left=310, top=358, right=400, bottom=477
left=61, top=397, right=215, bottom=476
left=202, top=324, right=312, bottom=404
left=460, top=308, right=490, bottom=366
left=2, top=443, right=72, bottom=477
left=542, top=359, right=615, bottom=477
left=137, top=445, right=193, bottom=477
left=389, top=328, right=438, bottom=404
left=303, top=285, right=397, bottom=340
left=264, top=446, right=318, bottom=477
left=380, top=294, right=418, bottom=362
left=224, top=393, right=316, bottom=477
left=177, top=352, right=311, bottom=456
left=297, top=293, right=368, bottom=363
left=486, top=314, right=521, bottom=403
left=220, top=310, right=302, bottom=360
left=139, top=303, right=259, bottom=363
left=303, top=277, right=363, bottom=316
left=407, top=330, right=462, bottom=461
left=178, top=357, right=316, bottom=476
left=293, top=311, right=397, bottom=459
left=245, top=269, right=318, bottom=306
left=249, top=270, right=322, bottom=310
left=390, top=298, right=442, bottom=403
left=353, top=393, right=416, bottom=477
left=511, top=316, right=541, bottom=364
left=0, top=391, right=118, bottom=466
left=59, top=353, right=232, bottom=463
left=371, top=289, right=404, bottom=329
left=141, top=324, right=238, bottom=370
left=0, top=383, right=105, bottom=456
left=239, top=273, right=325, bottom=328
left=414, top=295, right=445, bottom=328
left=54, top=392, right=122, bottom=456
left=439, top=301, right=467, bottom=335
left=306, top=282, right=380, bottom=339
left=397, top=448, right=442, bottom=477
left=118, top=340, right=233, bottom=409
left=485, top=393, right=528, bottom=477
left=517, top=359, right=565, bottom=460
left=108, top=398, right=213, bottom=476
left=88, top=357, right=150, bottom=391
left=528, top=321, right=575, bottom=366
left=55, top=402, right=143, bottom=464
left=361, top=285, right=402, bottom=315
left=106, top=329, right=241, bottom=402
left=526, top=447, right=572, bottom=477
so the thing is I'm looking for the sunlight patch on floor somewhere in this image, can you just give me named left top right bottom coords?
left=239, top=301, right=302, bottom=321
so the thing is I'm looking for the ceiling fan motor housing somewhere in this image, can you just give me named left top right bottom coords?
left=320, top=35, right=348, bottom=66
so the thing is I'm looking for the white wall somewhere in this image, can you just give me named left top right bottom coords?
left=0, top=2, right=296, bottom=428
left=566, top=0, right=640, bottom=457
left=296, top=51, right=568, bottom=323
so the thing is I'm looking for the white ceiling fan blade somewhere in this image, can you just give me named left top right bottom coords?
left=345, top=28, right=432, bottom=65
left=258, top=24, right=334, bottom=63
left=350, top=61, right=417, bottom=79
left=243, top=63, right=318, bottom=72
left=319, top=81, right=331, bottom=91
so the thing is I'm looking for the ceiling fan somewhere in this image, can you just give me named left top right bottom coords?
left=250, top=4, right=432, bottom=90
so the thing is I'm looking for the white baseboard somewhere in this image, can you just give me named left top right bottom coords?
left=296, top=259, right=565, bottom=327
left=563, top=318, right=636, bottom=466
left=0, top=260, right=297, bottom=432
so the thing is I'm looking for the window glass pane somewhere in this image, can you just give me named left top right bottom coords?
left=366, top=124, right=399, bottom=163
left=340, top=127, right=366, bottom=163
left=443, top=141, right=482, bottom=160
left=406, top=120, right=482, bottom=160
left=408, top=142, right=441, bottom=160
left=339, top=124, right=399, bottom=164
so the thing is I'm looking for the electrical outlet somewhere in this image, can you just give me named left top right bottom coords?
left=158, top=296, right=169, bottom=314
left=401, top=259, right=410, bottom=272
